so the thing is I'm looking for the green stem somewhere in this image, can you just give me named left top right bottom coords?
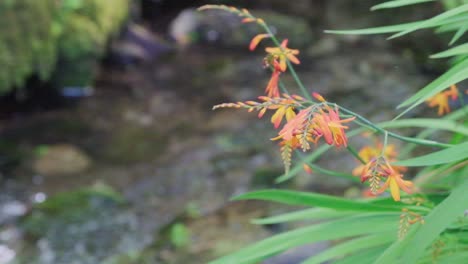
left=347, top=145, right=366, bottom=164
left=381, top=131, right=388, bottom=157
left=335, top=104, right=452, bottom=149
left=259, top=23, right=312, bottom=100
left=304, top=161, right=360, bottom=182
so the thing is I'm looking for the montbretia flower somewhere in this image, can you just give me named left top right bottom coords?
left=361, top=158, right=413, bottom=201
left=274, top=106, right=311, bottom=141
left=352, top=143, right=404, bottom=177
left=265, top=39, right=300, bottom=72
left=273, top=94, right=355, bottom=149
left=265, top=62, right=282, bottom=98
left=426, top=84, right=459, bottom=115
left=279, top=136, right=301, bottom=174
left=378, top=169, right=413, bottom=202
left=311, top=106, right=355, bottom=148
left=249, top=34, right=270, bottom=51
left=213, top=94, right=304, bottom=129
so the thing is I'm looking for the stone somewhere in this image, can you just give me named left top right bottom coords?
left=33, top=144, right=91, bottom=176
left=169, top=8, right=314, bottom=48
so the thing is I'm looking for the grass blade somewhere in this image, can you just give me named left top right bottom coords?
left=430, top=43, right=468, bottom=58
left=233, top=190, right=404, bottom=212
left=209, top=214, right=398, bottom=264
left=371, top=0, right=435, bottom=11
left=393, top=141, right=468, bottom=166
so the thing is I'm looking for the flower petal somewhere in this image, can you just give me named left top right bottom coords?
left=249, top=34, right=270, bottom=51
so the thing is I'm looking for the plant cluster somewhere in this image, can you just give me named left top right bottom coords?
left=199, top=1, right=468, bottom=263
left=0, top=0, right=130, bottom=93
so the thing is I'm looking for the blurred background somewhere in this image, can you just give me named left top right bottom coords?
left=0, top=0, right=455, bottom=263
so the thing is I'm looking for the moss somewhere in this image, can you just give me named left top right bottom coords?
left=0, top=0, right=130, bottom=93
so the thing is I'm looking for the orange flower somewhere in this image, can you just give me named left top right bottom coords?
left=352, top=144, right=399, bottom=176
left=265, top=65, right=281, bottom=98
left=426, top=84, right=459, bottom=115
left=303, top=163, right=313, bottom=174
left=310, top=106, right=355, bottom=148
left=271, top=103, right=297, bottom=128
left=265, top=39, right=300, bottom=72
left=213, top=94, right=304, bottom=129
left=249, top=34, right=270, bottom=51
left=275, top=106, right=311, bottom=141
left=377, top=161, right=413, bottom=201
left=360, top=158, right=413, bottom=201
left=273, top=100, right=354, bottom=148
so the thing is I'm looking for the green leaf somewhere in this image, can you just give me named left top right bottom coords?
left=375, top=178, right=468, bottom=263
left=393, top=141, right=468, bottom=166
left=379, top=118, right=468, bottom=135
left=252, top=208, right=355, bottom=225
left=431, top=43, right=468, bottom=58
left=371, top=0, right=436, bottom=11
left=396, top=57, right=468, bottom=117
left=389, top=4, right=468, bottom=39
left=333, top=245, right=387, bottom=264
left=325, top=14, right=468, bottom=35
left=209, top=214, right=398, bottom=264
left=450, top=23, right=468, bottom=45
left=302, top=233, right=395, bottom=264
left=233, top=190, right=404, bottom=212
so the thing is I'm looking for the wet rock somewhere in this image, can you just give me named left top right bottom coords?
left=33, top=144, right=91, bottom=176
left=109, top=23, right=173, bottom=66
left=102, top=126, right=169, bottom=164
left=170, top=8, right=314, bottom=48
left=0, top=200, right=27, bottom=224
left=154, top=201, right=272, bottom=264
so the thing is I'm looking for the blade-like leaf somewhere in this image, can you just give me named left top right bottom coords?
left=302, top=233, right=395, bottom=264
left=375, top=178, right=468, bottom=264
left=389, top=4, right=468, bottom=38
left=396, top=57, right=468, bottom=116
left=252, top=208, right=356, bottom=225
left=371, top=0, right=435, bottom=11
left=333, top=245, right=387, bottom=264
left=326, top=14, right=468, bottom=35
left=379, top=118, right=468, bottom=135
left=233, top=190, right=404, bottom=212
left=393, top=141, right=468, bottom=166
left=209, top=214, right=397, bottom=264
left=430, top=43, right=468, bottom=58
left=450, top=23, right=468, bottom=45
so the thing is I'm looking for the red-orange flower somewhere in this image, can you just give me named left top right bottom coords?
left=265, top=64, right=281, bottom=98
left=310, top=106, right=355, bottom=148
left=275, top=106, right=311, bottom=141
left=249, top=34, right=270, bottom=51
left=352, top=143, right=401, bottom=176
left=377, top=161, right=413, bottom=201
left=426, top=84, right=459, bottom=115
left=360, top=158, right=413, bottom=201
left=273, top=96, right=355, bottom=149
left=213, top=94, right=304, bottom=129
left=265, top=39, right=300, bottom=72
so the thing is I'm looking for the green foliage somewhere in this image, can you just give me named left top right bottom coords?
left=170, top=223, right=191, bottom=248
left=206, top=1, right=468, bottom=263
left=327, top=1, right=468, bottom=118
left=0, top=0, right=130, bottom=93
left=21, top=183, right=124, bottom=237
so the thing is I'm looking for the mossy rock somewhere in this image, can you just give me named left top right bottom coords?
left=21, top=183, right=125, bottom=237
left=0, top=0, right=130, bottom=93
